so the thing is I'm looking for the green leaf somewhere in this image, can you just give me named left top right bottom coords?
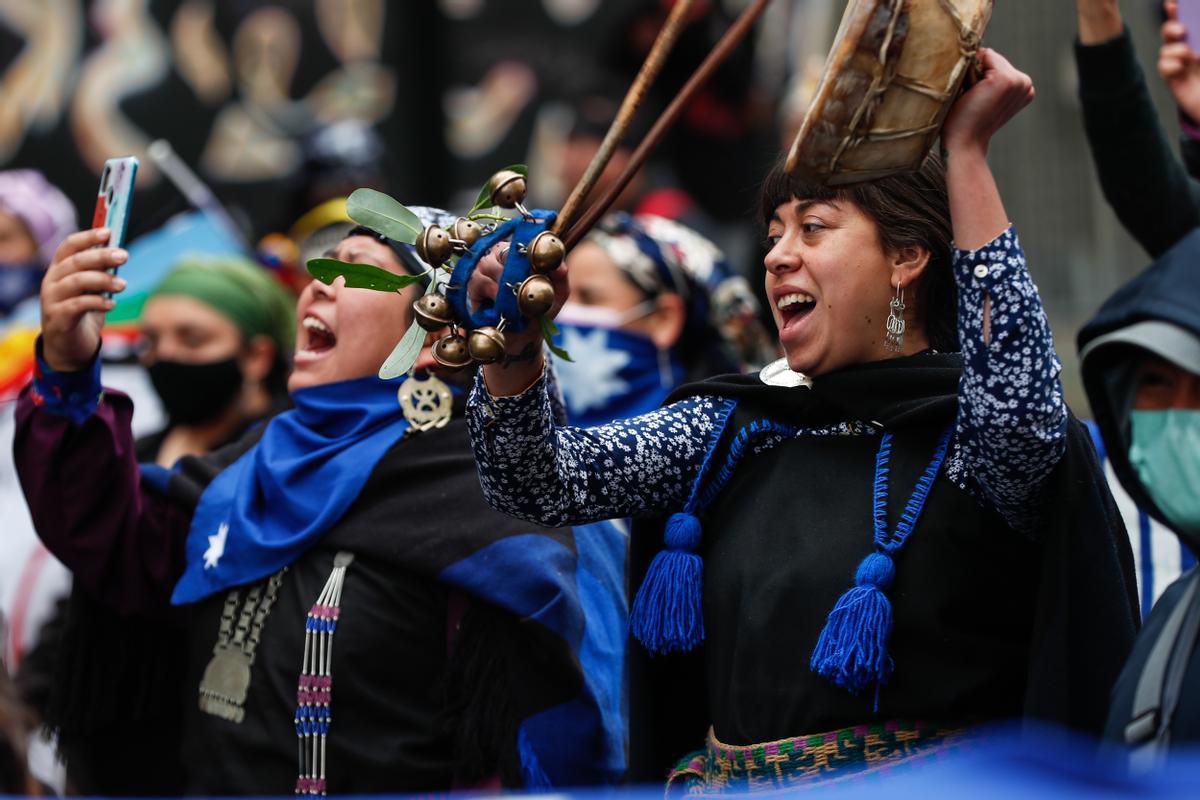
left=468, top=164, right=529, bottom=214
left=307, top=258, right=425, bottom=292
left=379, top=319, right=426, bottom=379
left=539, top=316, right=573, bottom=362
left=346, top=188, right=424, bottom=244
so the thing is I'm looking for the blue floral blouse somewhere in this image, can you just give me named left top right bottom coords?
left=467, top=227, right=1067, bottom=536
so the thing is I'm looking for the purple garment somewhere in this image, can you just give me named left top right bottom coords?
left=0, top=169, right=77, bottom=265
left=13, top=368, right=190, bottom=617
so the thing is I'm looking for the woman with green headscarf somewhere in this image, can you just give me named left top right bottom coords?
left=138, top=256, right=295, bottom=467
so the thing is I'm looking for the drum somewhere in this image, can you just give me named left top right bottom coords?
left=785, top=0, right=992, bottom=185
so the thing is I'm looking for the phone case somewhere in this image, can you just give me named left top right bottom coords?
left=93, top=156, right=138, bottom=250
left=93, top=156, right=138, bottom=297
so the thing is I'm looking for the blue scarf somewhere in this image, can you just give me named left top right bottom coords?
left=172, top=375, right=411, bottom=604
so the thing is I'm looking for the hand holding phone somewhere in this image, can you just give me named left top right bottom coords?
left=37, top=158, right=137, bottom=372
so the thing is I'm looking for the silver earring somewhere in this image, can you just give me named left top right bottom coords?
left=884, top=283, right=905, bottom=353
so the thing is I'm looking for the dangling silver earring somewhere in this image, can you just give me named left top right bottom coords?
left=884, top=283, right=905, bottom=353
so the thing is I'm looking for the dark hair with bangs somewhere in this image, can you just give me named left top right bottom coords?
left=759, top=153, right=958, bottom=353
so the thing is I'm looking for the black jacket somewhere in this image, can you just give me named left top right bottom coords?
left=1079, top=224, right=1200, bottom=749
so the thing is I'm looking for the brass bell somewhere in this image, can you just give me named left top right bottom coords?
left=528, top=231, right=566, bottom=274
left=517, top=274, right=556, bottom=319
left=412, top=292, right=455, bottom=331
left=488, top=170, right=528, bottom=210
left=432, top=332, right=473, bottom=369
left=467, top=326, right=507, bottom=364
left=450, top=217, right=483, bottom=248
left=416, top=225, right=454, bottom=266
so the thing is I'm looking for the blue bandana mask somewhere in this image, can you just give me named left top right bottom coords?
left=1129, top=409, right=1200, bottom=536
left=0, top=261, right=43, bottom=317
left=553, top=302, right=684, bottom=428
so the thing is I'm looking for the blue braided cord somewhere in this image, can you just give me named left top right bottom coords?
left=445, top=211, right=558, bottom=333
left=679, top=398, right=737, bottom=512
left=692, top=419, right=800, bottom=513
left=447, top=216, right=519, bottom=328
left=876, top=425, right=954, bottom=554
left=871, top=433, right=894, bottom=543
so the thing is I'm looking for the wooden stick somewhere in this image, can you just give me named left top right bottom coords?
left=549, top=0, right=696, bottom=236
left=564, top=0, right=771, bottom=250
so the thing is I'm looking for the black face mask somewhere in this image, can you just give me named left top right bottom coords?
left=148, top=357, right=243, bottom=426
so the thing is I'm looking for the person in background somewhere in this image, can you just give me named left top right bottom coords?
left=1074, top=0, right=1200, bottom=606
left=1079, top=227, right=1200, bottom=755
left=0, top=169, right=76, bottom=794
left=0, top=171, right=76, bottom=319
left=554, top=212, right=775, bottom=427
left=136, top=256, right=295, bottom=467
left=1074, top=0, right=1200, bottom=258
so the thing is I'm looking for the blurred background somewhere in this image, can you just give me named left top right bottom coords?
left=0, top=0, right=1180, bottom=410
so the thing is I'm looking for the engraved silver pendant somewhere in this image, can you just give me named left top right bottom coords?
left=398, top=373, right=453, bottom=431
left=198, top=644, right=252, bottom=723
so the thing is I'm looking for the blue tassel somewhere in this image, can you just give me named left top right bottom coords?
left=809, top=552, right=896, bottom=698
left=518, top=727, right=552, bottom=790
left=630, top=512, right=705, bottom=655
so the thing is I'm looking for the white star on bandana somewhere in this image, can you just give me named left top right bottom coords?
left=204, top=522, right=229, bottom=570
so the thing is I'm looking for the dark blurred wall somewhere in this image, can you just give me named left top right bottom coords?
left=0, top=0, right=446, bottom=239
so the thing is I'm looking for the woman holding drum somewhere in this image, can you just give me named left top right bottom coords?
left=465, top=8, right=1138, bottom=790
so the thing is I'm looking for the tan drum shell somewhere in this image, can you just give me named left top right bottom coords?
left=786, top=0, right=992, bottom=185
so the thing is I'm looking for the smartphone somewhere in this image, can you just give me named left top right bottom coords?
left=92, top=156, right=138, bottom=296
left=1179, top=0, right=1200, bottom=46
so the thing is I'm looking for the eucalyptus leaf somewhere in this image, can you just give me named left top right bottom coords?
left=307, top=258, right=424, bottom=292
left=469, top=163, right=529, bottom=214
left=539, top=316, right=573, bottom=362
left=346, top=188, right=424, bottom=244
left=379, top=319, right=426, bottom=379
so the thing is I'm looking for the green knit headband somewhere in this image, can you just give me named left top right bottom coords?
left=150, top=257, right=296, bottom=352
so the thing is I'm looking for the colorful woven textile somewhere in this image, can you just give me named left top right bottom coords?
left=667, top=721, right=970, bottom=795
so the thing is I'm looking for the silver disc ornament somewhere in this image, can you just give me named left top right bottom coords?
left=398, top=373, right=454, bottom=431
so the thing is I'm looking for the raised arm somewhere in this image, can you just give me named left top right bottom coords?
left=1074, top=0, right=1200, bottom=257
left=13, top=230, right=191, bottom=616
left=466, top=368, right=732, bottom=527
left=940, top=49, right=1068, bottom=533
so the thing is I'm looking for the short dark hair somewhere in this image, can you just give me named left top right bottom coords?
left=759, top=153, right=958, bottom=353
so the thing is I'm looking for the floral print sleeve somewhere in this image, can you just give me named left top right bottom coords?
left=946, top=225, right=1067, bottom=534
left=467, top=371, right=734, bottom=526
left=468, top=227, right=1065, bottom=535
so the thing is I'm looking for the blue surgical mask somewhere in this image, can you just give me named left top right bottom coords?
left=0, top=261, right=43, bottom=317
left=553, top=301, right=685, bottom=427
left=1129, top=409, right=1200, bottom=535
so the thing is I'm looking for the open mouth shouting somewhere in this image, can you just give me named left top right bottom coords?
left=775, top=288, right=817, bottom=333
left=296, top=313, right=337, bottom=363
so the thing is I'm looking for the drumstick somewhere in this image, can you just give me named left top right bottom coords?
left=563, top=0, right=771, bottom=250
left=549, top=0, right=696, bottom=237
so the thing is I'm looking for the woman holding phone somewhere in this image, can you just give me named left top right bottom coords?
left=15, top=219, right=626, bottom=793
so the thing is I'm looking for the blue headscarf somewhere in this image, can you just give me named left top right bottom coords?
left=172, top=375, right=411, bottom=604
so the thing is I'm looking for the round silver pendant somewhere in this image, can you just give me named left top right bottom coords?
left=397, top=373, right=453, bottom=431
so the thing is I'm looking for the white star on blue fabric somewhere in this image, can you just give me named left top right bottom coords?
left=555, top=327, right=630, bottom=414
left=204, top=522, right=229, bottom=570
